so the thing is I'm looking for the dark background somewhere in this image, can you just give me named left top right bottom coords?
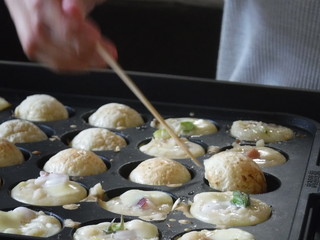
left=0, top=1, right=223, bottom=78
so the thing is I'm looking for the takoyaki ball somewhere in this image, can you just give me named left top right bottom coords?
left=0, top=97, right=10, bottom=111
left=14, top=94, right=68, bottom=122
left=43, top=148, right=107, bottom=177
left=70, top=128, right=127, bottom=151
left=0, top=138, right=24, bottom=167
left=204, top=151, right=267, bottom=194
left=128, top=157, right=191, bottom=186
left=0, top=119, right=47, bottom=143
left=88, top=103, right=144, bottom=130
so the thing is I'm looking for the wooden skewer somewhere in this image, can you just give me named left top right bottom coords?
left=96, top=43, right=202, bottom=167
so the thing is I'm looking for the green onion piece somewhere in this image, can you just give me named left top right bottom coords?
left=180, top=121, right=195, bottom=132
left=230, top=191, right=251, bottom=208
left=105, top=215, right=125, bottom=234
left=153, top=129, right=171, bottom=140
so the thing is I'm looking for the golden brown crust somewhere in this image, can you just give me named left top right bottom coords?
left=14, top=94, right=68, bottom=122
left=70, top=128, right=127, bottom=151
left=43, top=148, right=107, bottom=176
left=88, top=103, right=144, bottom=129
left=204, top=151, right=266, bottom=194
left=129, top=157, right=191, bottom=185
left=0, top=119, right=47, bottom=143
left=0, top=138, right=24, bottom=167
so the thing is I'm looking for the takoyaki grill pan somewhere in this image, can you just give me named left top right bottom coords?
left=0, top=61, right=320, bottom=240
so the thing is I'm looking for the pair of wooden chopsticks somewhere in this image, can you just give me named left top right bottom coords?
left=96, top=43, right=201, bottom=167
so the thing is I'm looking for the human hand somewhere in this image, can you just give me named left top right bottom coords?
left=5, top=0, right=117, bottom=72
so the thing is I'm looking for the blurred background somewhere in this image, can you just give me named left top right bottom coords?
left=0, top=0, right=223, bottom=78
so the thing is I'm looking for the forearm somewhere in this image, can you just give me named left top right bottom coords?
left=4, top=0, right=116, bottom=72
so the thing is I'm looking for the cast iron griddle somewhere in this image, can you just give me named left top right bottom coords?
left=0, top=61, right=319, bottom=240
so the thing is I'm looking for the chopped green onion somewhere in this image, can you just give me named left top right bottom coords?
left=153, top=129, right=171, bottom=140
left=230, top=191, right=250, bottom=208
left=180, top=121, right=195, bottom=132
left=105, top=215, right=125, bottom=234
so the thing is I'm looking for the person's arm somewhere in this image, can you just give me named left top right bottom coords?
left=5, top=0, right=117, bottom=72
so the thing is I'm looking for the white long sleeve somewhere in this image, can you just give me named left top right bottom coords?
left=216, top=0, right=320, bottom=90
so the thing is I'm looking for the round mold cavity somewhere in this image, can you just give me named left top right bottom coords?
left=0, top=206, right=64, bottom=238
left=81, top=110, right=95, bottom=124
left=265, top=173, right=281, bottom=192
left=172, top=228, right=216, bottom=240
left=65, top=105, right=76, bottom=118
left=150, top=116, right=220, bottom=135
left=190, top=118, right=220, bottom=134
left=103, top=187, right=177, bottom=201
left=60, top=130, right=80, bottom=146
left=137, top=138, right=207, bottom=159
left=60, top=128, right=129, bottom=150
left=19, top=147, right=31, bottom=162
left=37, top=153, right=55, bottom=170
left=203, top=172, right=281, bottom=194
left=0, top=120, right=55, bottom=142
left=81, top=109, right=148, bottom=129
left=119, top=160, right=195, bottom=186
left=70, top=217, right=162, bottom=239
left=227, top=120, right=296, bottom=143
left=218, top=144, right=289, bottom=168
left=99, top=187, right=177, bottom=221
left=37, top=152, right=111, bottom=177
left=8, top=177, right=89, bottom=207
left=37, top=123, right=56, bottom=138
